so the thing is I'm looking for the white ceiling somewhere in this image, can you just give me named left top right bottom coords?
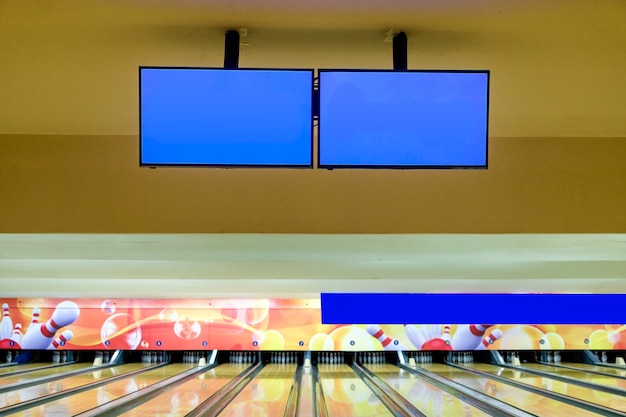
left=1, top=234, right=625, bottom=298
left=1, top=0, right=625, bottom=137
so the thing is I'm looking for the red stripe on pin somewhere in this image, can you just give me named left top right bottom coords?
left=469, top=325, right=482, bottom=337
left=41, top=323, right=55, bottom=338
left=470, top=324, right=491, bottom=337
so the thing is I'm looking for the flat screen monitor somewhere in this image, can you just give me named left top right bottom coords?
left=140, top=67, right=314, bottom=167
left=318, top=69, right=490, bottom=169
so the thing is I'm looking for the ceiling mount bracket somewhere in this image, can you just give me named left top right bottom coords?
left=224, top=30, right=240, bottom=69
left=392, top=31, right=408, bottom=71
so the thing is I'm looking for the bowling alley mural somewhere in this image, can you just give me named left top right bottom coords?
left=1, top=297, right=624, bottom=352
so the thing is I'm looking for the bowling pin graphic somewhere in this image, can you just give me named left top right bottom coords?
left=441, top=325, right=452, bottom=343
left=404, top=324, right=427, bottom=350
left=24, top=306, right=41, bottom=338
left=48, top=330, right=74, bottom=350
left=476, top=329, right=503, bottom=350
left=429, top=325, right=442, bottom=340
left=451, top=324, right=493, bottom=350
left=11, top=323, right=23, bottom=345
left=22, top=301, right=80, bottom=350
left=366, top=324, right=408, bottom=351
left=1, top=303, right=14, bottom=340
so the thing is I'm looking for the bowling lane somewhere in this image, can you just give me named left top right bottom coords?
left=423, top=363, right=603, bottom=417
left=9, top=363, right=196, bottom=417
left=0, top=363, right=147, bottom=408
left=523, top=363, right=626, bottom=389
left=318, top=364, right=395, bottom=417
left=557, top=362, right=626, bottom=377
left=117, top=363, right=252, bottom=417
left=0, top=362, right=93, bottom=385
left=0, top=363, right=52, bottom=376
left=469, top=363, right=626, bottom=412
left=365, top=363, right=491, bottom=417
left=218, top=363, right=297, bottom=417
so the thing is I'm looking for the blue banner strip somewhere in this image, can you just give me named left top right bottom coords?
left=320, top=293, right=626, bottom=324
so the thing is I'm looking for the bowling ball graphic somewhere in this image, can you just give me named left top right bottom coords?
left=174, top=317, right=201, bottom=341
left=421, top=338, right=452, bottom=351
left=540, top=332, right=565, bottom=350
left=493, top=325, right=545, bottom=350
left=329, top=326, right=376, bottom=351
left=159, top=308, right=179, bottom=322
left=100, top=300, right=116, bottom=315
left=255, top=330, right=285, bottom=350
left=587, top=329, right=614, bottom=350
left=100, top=313, right=142, bottom=350
left=0, top=339, right=21, bottom=349
left=309, top=333, right=334, bottom=351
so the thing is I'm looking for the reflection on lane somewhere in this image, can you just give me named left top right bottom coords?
left=218, top=364, right=296, bottom=417
left=527, top=363, right=626, bottom=388
left=118, top=363, right=251, bottom=417
left=0, top=363, right=147, bottom=408
left=0, top=363, right=49, bottom=376
left=561, top=363, right=626, bottom=378
left=366, top=363, right=491, bottom=417
left=9, top=364, right=196, bottom=417
left=318, top=364, right=395, bottom=417
left=423, top=363, right=602, bottom=417
left=0, top=363, right=92, bottom=385
left=469, top=363, right=626, bottom=413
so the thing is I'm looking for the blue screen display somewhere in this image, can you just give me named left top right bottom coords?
left=318, top=70, right=489, bottom=168
left=140, top=67, right=313, bottom=167
left=321, top=293, right=625, bottom=324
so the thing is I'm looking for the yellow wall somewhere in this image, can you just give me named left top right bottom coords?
left=1, top=134, right=624, bottom=233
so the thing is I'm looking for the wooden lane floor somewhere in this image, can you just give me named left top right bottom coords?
left=364, top=363, right=492, bottom=417
left=523, top=363, right=626, bottom=389
left=318, top=364, right=396, bottom=417
left=9, top=363, right=196, bottom=417
left=469, top=363, right=626, bottom=413
left=0, top=363, right=92, bottom=385
left=117, top=363, right=253, bottom=417
left=0, top=363, right=52, bottom=376
left=422, top=363, right=604, bottom=417
left=556, top=362, right=626, bottom=377
left=218, top=363, right=297, bottom=417
left=0, top=363, right=149, bottom=409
